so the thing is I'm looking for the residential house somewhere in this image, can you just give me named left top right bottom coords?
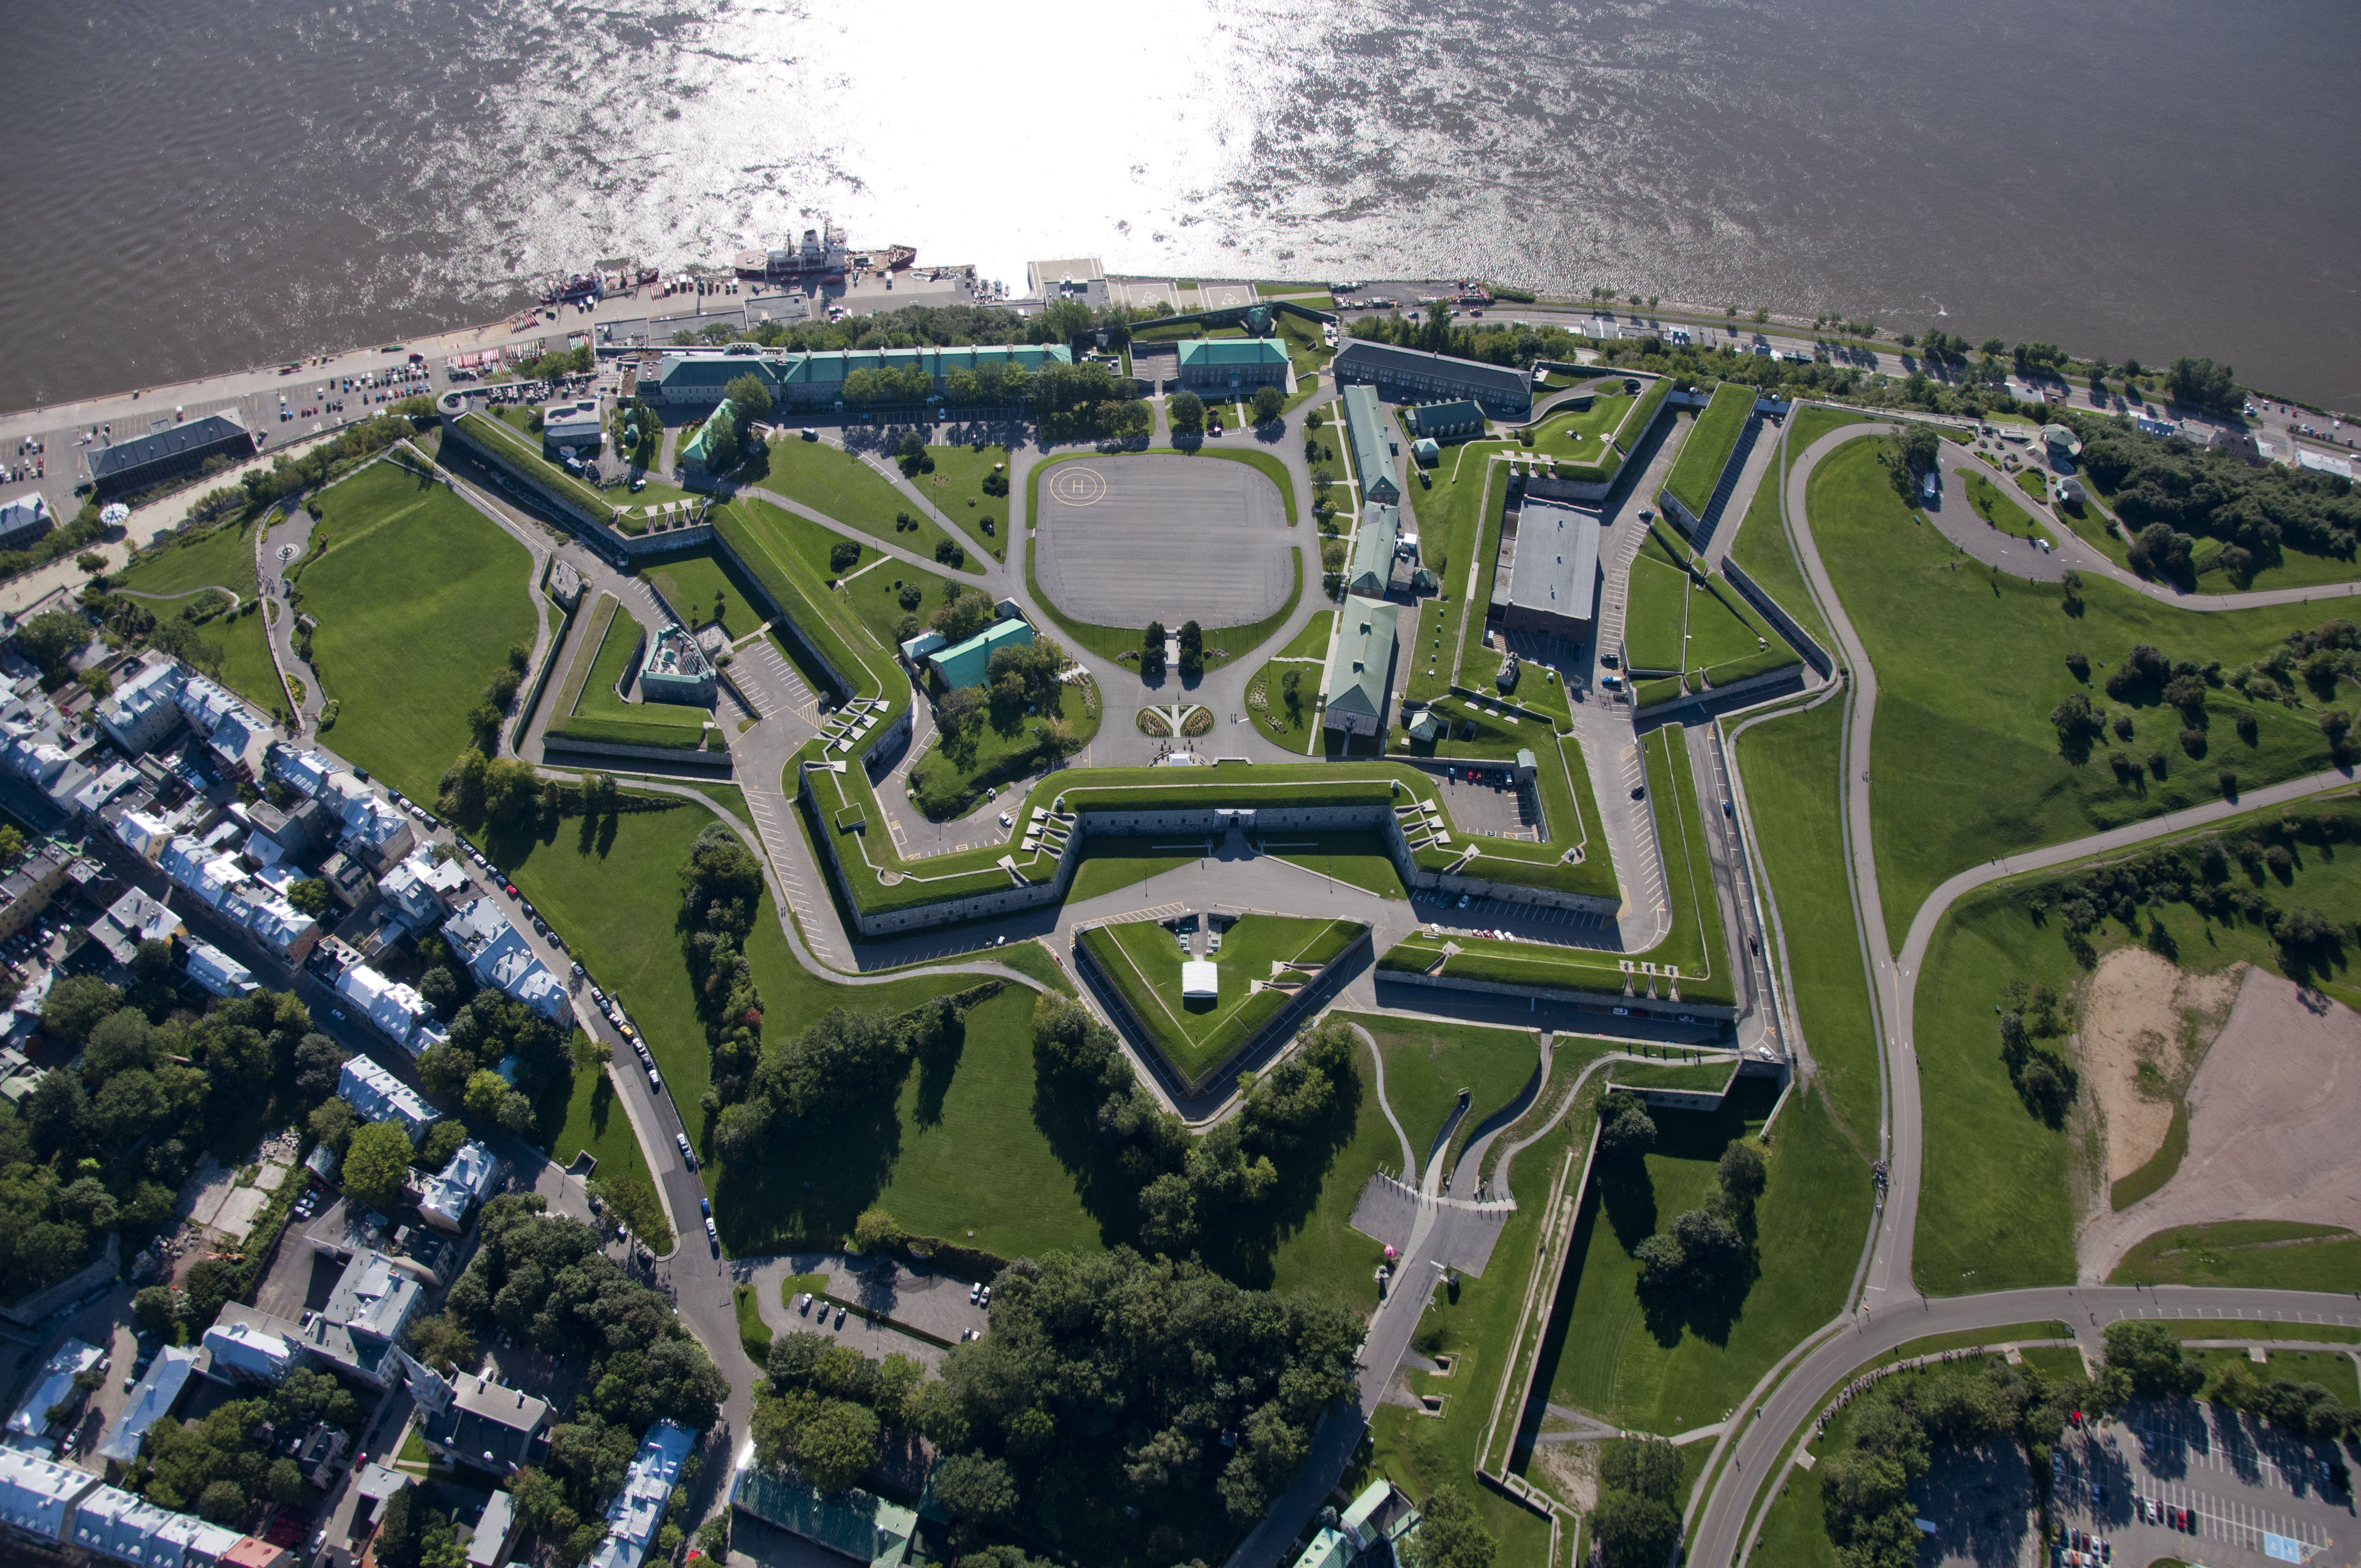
left=586, top=1423, right=695, bottom=1568
left=338, top=1055, right=435, bottom=1142
left=93, top=659, right=186, bottom=754
left=419, top=1373, right=549, bottom=1477
left=417, top=1141, right=505, bottom=1234
left=442, top=897, right=574, bottom=1030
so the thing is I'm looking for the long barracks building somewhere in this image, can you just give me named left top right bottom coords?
left=1331, top=340, right=1532, bottom=417
left=648, top=344, right=1074, bottom=407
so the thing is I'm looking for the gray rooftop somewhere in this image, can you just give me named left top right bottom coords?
left=1505, top=500, right=1601, bottom=625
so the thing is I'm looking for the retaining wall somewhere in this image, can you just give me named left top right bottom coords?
left=1721, top=558, right=1834, bottom=677
left=1380, top=965, right=1739, bottom=1020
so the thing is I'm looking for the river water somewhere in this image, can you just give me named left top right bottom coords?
left=3, top=0, right=2354, bottom=412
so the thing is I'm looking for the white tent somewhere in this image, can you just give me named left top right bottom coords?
left=1180, top=961, right=1218, bottom=1000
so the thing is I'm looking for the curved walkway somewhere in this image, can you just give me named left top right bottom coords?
left=1681, top=411, right=2361, bottom=1564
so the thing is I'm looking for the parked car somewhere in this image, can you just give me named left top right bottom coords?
left=676, top=1133, right=695, bottom=1169
left=705, top=1218, right=719, bottom=1248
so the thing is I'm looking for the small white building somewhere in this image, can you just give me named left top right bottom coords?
left=586, top=1423, right=695, bottom=1568
left=4, top=1338, right=104, bottom=1451
left=443, top=897, right=574, bottom=1030
left=378, top=849, right=470, bottom=933
left=1180, top=960, right=1219, bottom=1000
left=541, top=397, right=604, bottom=453
left=182, top=939, right=259, bottom=999
left=335, top=963, right=445, bottom=1057
left=202, top=1319, right=298, bottom=1384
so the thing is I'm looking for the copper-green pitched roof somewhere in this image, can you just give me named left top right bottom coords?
left=1177, top=338, right=1291, bottom=369
left=1325, top=596, right=1399, bottom=721
left=679, top=399, right=737, bottom=465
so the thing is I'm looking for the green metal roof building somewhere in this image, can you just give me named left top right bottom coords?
left=1176, top=337, right=1291, bottom=390
left=732, top=1466, right=926, bottom=1566
left=1346, top=503, right=1399, bottom=597
left=679, top=398, right=738, bottom=472
left=929, top=618, right=1034, bottom=689
left=1323, top=595, right=1399, bottom=737
left=1341, top=385, right=1401, bottom=503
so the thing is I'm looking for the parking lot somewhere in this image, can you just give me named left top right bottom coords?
left=2056, top=1401, right=2353, bottom=1566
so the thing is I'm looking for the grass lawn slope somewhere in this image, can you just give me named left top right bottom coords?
left=1807, top=434, right=2357, bottom=950
left=760, top=435, right=981, bottom=573
left=301, top=456, right=538, bottom=798
left=1533, top=1079, right=1870, bottom=1436
left=1662, top=382, right=1754, bottom=521
left=1081, top=914, right=1360, bottom=1087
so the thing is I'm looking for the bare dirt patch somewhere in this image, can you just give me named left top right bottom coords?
left=2076, top=949, right=2238, bottom=1184
left=2079, top=968, right=2361, bottom=1282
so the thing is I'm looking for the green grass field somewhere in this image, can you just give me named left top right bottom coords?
left=1530, top=394, right=1633, bottom=460
left=489, top=793, right=1092, bottom=1254
left=759, top=437, right=981, bottom=573
left=117, top=514, right=260, bottom=600
left=1624, top=551, right=1693, bottom=671
left=1723, top=407, right=1867, bottom=658
left=1957, top=467, right=2046, bottom=543
left=1277, top=611, right=1334, bottom=660
left=1259, top=831, right=1408, bottom=899
left=206, top=608, right=286, bottom=716
left=1730, top=699, right=1880, bottom=1142
left=1081, top=915, right=1356, bottom=1085
left=1663, top=382, right=1755, bottom=520
left=569, top=607, right=646, bottom=721
left=1245, top=652, right=1319, bottom=746
left=1533, top=1080, right=1871, bottom=1436
left=1806, top=434, right=2357, bottom=950
left=917, top=443, right=1014, bottom=561
left=2110, top=1221, right=2361, bottom=1292
left=300, top=457, right=538, bottom=799
left=645, top=549, right=766, bottom=639
left=1355, top=1014, right=1540, bottom=1176
left=907, top=680, right=1096, bottom=820
left=1415, top=440, right=1511, bottom=686
left=1918, top=793, right=2361, bottom=1293
left=1910, top=889, right=2085, bottom=1295
left=1262, top=1026, right=1398, bottom=1316
left=2198, top=1346, right=2360, bottom=1406
left=1644, top=725, right=1732, bottom=997
left=835, top=548, right=969, bottom=652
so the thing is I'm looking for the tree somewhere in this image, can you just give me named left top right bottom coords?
left=795, top=1400, right=882, bottom=1494
left=1598, top=1092, right=1656, bottom=1158
left=852, top=1206, right=901, bottom=1253
left=15, top=610, right=89, bottom=677
left=2103, top=1320, right=2204, bottom=1399
left=0, top=825, right=21, bottom=865
left=1169, top=391, right=1205, bottom=434
left=343, top=1120, right=415, bottom=1211
left=1141, top=620, right=1167, bottom=678
left=929, top=590, right=995, bottom=646
left=1716, top=1140, right=1767, bottom=1210
left=464, top=1069, right=509, bottom=1124
left=722, top=372, right=774, bottom=427
left=1401, top=1488, right=1495, bottom=1568
left=933, top=1452, right=1018, bottom=1537
left=2164, top=356, right=2238, bottom=415
left=410, top=1309, right=476, bottom=1374
left=41, top=976, right=121, bottom=1048
left=182, top=1256, right=241, bottom=1331
left=1251, top=384, right=1285, bottom=425
left=1590, top=1490, right=1679, bottom=1568
left=1177, top=619, right=1204, bottom=681
left=133, top=1285, right=181, bottom=1338
left=287, top=878, right=332, bottom=916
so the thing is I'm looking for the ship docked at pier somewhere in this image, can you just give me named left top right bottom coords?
left=731, top=222, right=914, bottom=283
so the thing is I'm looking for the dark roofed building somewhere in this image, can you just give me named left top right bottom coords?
left=1500, top=499, right=1601, bottom=644
left=420, top=1372, right=550, bottom=1477
left=88, top=411, right=258, bottom=500
left=1406, top=400, right=1487, bottom=442
left=1332, top=341, right=1531, bottom=416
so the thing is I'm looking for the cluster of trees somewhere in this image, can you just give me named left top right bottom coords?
left=2075, top=418, right=2358, bottom=581
left=1881, top=425, right=1940, bottom=502
left=446, top=1197, right=724, bottom=1544
left=933, top=1249, right=1358, bottom=1556
left=1177, top=619, right=1205, bottom=680
left=1141, top=619, right=1167, bottom=678
left=2163, top=356, right=2240, bottom=415
left=2208, top=1358, right=2354, bottom=1439
left=1584, top=333, right=2048, bottom=422
left=6, top=982, right=336, bottom=1305
left=1631, top=1135, right=1766, bottom=1303
left=1818, top=1356, right=2090, bottom=1567
left=711, top=1001, right=960, bottom=1165
left=514, top=345, right=596, bottom=383
left=1350, top=304, right=1585, bottom=369
left=752, top=1332, right=931, bottom=1495
left=1169, top=390, right=1206, bottom=434
left=678, top=300, right=1153, bottom=357
left=2049, top=639, right=2238, bottom=767
left=1030, top=999, right=1360, bottom=1254
left=2028, top=801, right=2358, bottom=978
left=129, top=1368, right=360, bottom=1528
left=677, top=822, right=770, bottom=1108
left=181, top=401, right=436, bottom=525
left=1993, top=978, right=2079, bottom=1125
left=464, top=641, right=533, bottom=752
left=1590, top=1438, right=1683, bottom=1568
left=1030, top=362, right=1150, bottom=444
left=420, top=984, right=572, bottom=1117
